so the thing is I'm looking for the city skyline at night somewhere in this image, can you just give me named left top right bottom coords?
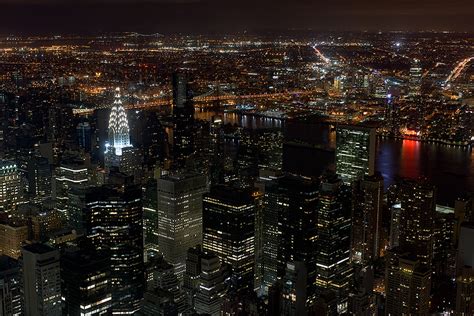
left=0, top=2, right=473, bottom=315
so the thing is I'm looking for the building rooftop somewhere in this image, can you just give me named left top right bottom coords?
left=22, top=243, right=56, bottom=255
left=0, top=255, right=19, bottom=272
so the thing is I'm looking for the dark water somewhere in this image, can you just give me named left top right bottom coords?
left=377, top=138, right=474, bottom=206
left=195, top=110, right=283, bottom=129
left=196, top=110, right=474, bottom=205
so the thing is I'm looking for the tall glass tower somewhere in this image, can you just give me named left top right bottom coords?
left=157, top=173, right=207, bottom=279
left=335, top=124, right=375, bottom=184
left=202, top=185, right=256, bottom=291
left=172, top=72, right=195, bottom=170
left=408, top=59, right=422, bottom=97
left=315, top=174, right=353, bottom=314
left=0, top=160, right=20, bottom=213
left=85, top=173, right=144, bottom=314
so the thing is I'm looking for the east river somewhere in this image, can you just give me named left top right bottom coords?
left=195, top=110, right=474, bottom=205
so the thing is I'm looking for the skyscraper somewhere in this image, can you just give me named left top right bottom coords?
left=262, top=175, right=319, bottom=304
left=398, top=178, right=436, bottom=267
left=141, top=289, right=177, bottom=315
left=0, top=160, right=20, bottom=213
left=351, top=173, right=384, bottom=263
left=0, top=255, right=22, bottom=316
left=454, top=194, right=473, bottom=245
left=172, top=72, right=195, bottom=170
left=27, top=156, right=51, bottom=202
left=208, top=115, right=225, bottom=185
left=432, top=209, right=455, bottom=285
left=54, top=161, right=88, bottom=222
left=60, top=246, right=112, bottom=315
left=21, top=243, right=62, bottom=316
left=104, top=88, right=142, bottom=182
left=385, top=250, right=431, bottom=315
left=107, top=88, right=131, bottom=156
left=389, top=203, right=402, bottom=249
left=203, top=185, right=256, bottom=290
left=184, top=245, right=203, bottom=310
left=0, top=223, right=28, bottom=259
left=348, top=265, right=376, bottom=316
left=315, top=175, right=353, bottom=314
left=335, top=124, right=375, bottom=184
left=456, top=223, right=474, bottom=314
left=85, top=173, right=144, bottom=314
left=157, top=173, right=207, bottom=279
left=408, top=59, right=422, bottom=98
left=280, top=261, right=309, bottom=316
left=148, top=258, right=187, bottom=314
left=76, top=121, right=92, bottom=153
left=143, top=179, right=159, bottom=259
left=194, top=253, right=226, bottom=316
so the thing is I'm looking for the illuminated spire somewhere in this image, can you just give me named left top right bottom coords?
left=108, top=87, right=131, bottom=155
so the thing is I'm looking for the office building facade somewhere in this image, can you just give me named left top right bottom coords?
left=335, top=125, right=375, bottom=184
left=60, top=246, right=112, bottom=315
left=157, top=173, right=207, bottom=279
left=85, top=178, right=144, bottom=314
left=0, top=160, right=20, bottom=213
left=385, top=250, right=431, bottom=315
left=315, top=175, right=353, bottom=313
left=172, top=72, right=195, bottom=170
left=398, top=179, right=436, bottom=267
left=21, top=244, right=62, bottom=316
left=203, top=185, right=256, bottom=290
left=351, top=173, right=384, bottom=263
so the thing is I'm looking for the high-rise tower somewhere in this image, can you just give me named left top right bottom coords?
left=0, top=160, right=20, bottom=214
left=351, top=173, right=384, bottom=263
left=105, top=88, right=142, bottom=182
left=194, top=253, right=226, bottom=316
left=262, top=175, right=319, bottom=304
left=172, top=72, right=195, bottom=170
left=0, top=255, right=22, bottom=316
left=385, top=249, right=431, bottom=315
left=21, top=244, right=62, bottom=316
left=315, top=174, right=353, bottom=314
left=456, top=223, right=474, bottom=314
left=60, top=246, right=112, bottom=315
left=408, top=59, right=422, bottom=98
left=203, top=185, right=256, bottom=291
left=85, top=173, right=144, bottom=314
left=398, top=178, right=436, bottom=267
left=157, top=173, right=207, bottom=279
left=107, top=88, right=131, bottom=156
left=335, top=125, right=375, bottom=184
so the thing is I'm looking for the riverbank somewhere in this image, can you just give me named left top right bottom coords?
left=378, top=134, right=472, bottom=149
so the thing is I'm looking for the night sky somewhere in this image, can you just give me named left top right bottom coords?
left=0, top=0, right=472, bottom=35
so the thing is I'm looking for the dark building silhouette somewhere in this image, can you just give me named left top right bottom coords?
left=0, top=255, right=22, bottom=316
left=203, top=185, right=256, bottom=291
left=282, top=117, right=335, bottom=177
left=262, top=174, right=319, bottom=306
left=351, top=173, right=384, bottom=263
left=85, top=173, right=144, bottom=314
left=385, top=250, right=431, bottom=315
left=172, top=72, right=195, bottom=170
left=398, top=178, right=436, bottom=267
left=61, top=245, right=112, bottom=315
left=314, top=174, right=353, bottom=313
